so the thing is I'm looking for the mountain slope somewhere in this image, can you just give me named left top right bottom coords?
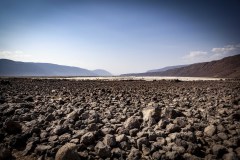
left=0, top=59, right=108, bottom=76
left=122, top=54, right=240, bottom=78
left=92, top=69, right=112, bottom=76
left=147, top=65, right=188, bottom=73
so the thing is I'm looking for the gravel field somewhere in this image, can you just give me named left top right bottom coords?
left=0, top=78, right=240, bottom=160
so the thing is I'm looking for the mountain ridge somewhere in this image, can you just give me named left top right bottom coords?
left=0, top=59, right=111, bottom=76
left=121, top=54, right=240, bottom=78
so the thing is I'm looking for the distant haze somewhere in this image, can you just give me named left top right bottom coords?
left=0, top=0, right=240, bottom=74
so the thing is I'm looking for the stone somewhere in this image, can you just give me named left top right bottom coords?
left=67, top=111, right=78, bottom=120
left=70, top=139, right=79, bottom=144
left=162, top=108, right=184, bottom=119
left=204, top=125, right=216, bottom=137
left=152, top=151, right=162, bottom=160
left=157, top=119, right=170, bottom=129
left=55, top=143, right=80, bottom=160
left=94, top=141, right=111, bottom=158
left=142, top=106, right=161, bottom=122
left=172, top=146, right=185, bottom=154
left=218, top=132, right=228, bottom=140
left=23, top=141, right=36, bottom=156
left=222, top=152, right=238, bottom=160
left=235, top=147, right=240, bottom=157
left=59, top=133, right=71, bottom=142
left=53, top=125, right=69, bottom=136
left=165, top=151, right=180, bottom=160
left=0, top=146, right=12, bottom=160
left=103, top=134, right=116, bottom=147
left=124, top=116, right=141, bottom=129
left=137, top=137, right=149, bottom=150
left=212, top=144, right=227, bottom=158
left=35, top=145, right=52, bottom=153
left=24, top=96, right=34, bottom=102
left=166, top=123, right=181, bottom=133
left=142, top=144, right=151, bottom=156
left=80, top=132, right=95, bottom=145
left=128, top=147, right=141, bottom=160
left=49, top=135, right=58, bottom=142
left=4, top=120, right=22, bottom=134
left=116, top=134, right=127, bottom=142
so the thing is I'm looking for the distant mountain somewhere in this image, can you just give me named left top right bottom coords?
left=0, top=59, right=111, bottom=77
left=147, top=65, right=188, bottom=73
left=122, top=54, right=240, bottom=78
left=92, top=69, right=112, bottom=76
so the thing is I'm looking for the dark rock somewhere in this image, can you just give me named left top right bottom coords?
left=103, top=134, right=116, bottom=147
left=9, top=133, right=30, bottom=149
left=128, top=148, right=141, bottom=160
left=222, top=152, right=238, bottom=160
left=124, top=116, right=141, bottom=129
left=163, top=108, right=184, bottom=119
left=165, top=151, right=180, bottom=160
left=53, top=125, right=69, bottom=136
left=94, top=141, right=111, bottom=158
left=4, top=120, right=22, bottom=134
left=137, top=137, right=149, bottom=150
left=0, top=146, right=13, bottom=160
left=166, top=123, right=181, bottom=133
left=23, top=141, right=37, bottom=156
left=24, top=96, right=34, bottom=102
left=35, top=144, right=52, bottom=154
left=152, top=151, right=162, bottom=160
left=116, top=134, right=127, bottom=143
left=212, top=144, right=227, bottom=158
left=80, top=132, right=95, bottom=145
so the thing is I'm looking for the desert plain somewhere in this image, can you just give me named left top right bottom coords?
left=0, top=78, right=240, bottom=160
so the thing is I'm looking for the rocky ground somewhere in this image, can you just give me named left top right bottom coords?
left=0, top=78, right=240, bottom=160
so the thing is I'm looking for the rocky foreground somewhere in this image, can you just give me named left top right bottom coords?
left=0, top=78, right=240, bottom=160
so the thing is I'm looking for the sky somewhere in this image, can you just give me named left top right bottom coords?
left=0, top=0, right=240, bottom=75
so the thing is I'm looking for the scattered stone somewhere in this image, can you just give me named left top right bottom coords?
left=35, top=145, right=52, bottom=153
left=166, top=123, right=181, bottom=133
left=142, top=106, right=161, bottom=122
left=103, top=134, right=116, bottom=147
left=4, top=120, right=22, bottom=134
left=204, top=125, right=216, bottom=137
left=94, top=141, right=111, bottom=158
left=212, top=144, right=227, bottom=158
left=128, top=147, right=141, bottom=160
left=116, top=134, right=127, bottom=142
left=137, top=137, right=149, bottom=150
left=55, top=143, right=80, bottom=160
left=80, top=132, right=95, bottom=145
left=0, top=146, right=12, bottom=160
left=124, top=116, right=141, bottom=129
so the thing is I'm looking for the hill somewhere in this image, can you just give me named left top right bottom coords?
left=0, top=59, right=111, bottom=76
left=121, top=54, right=240, bottom=78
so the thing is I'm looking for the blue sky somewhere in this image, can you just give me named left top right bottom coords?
left=0, top=0, right=240, bottom=75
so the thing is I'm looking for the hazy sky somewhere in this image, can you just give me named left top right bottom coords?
left=0, top=0, right=240, bottom=75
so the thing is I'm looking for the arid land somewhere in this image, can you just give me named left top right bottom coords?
left=0, top=78, right=240, bottom=160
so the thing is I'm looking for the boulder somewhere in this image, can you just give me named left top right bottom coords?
left=142, top=106, right=161, bottom=122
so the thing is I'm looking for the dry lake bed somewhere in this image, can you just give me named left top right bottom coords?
left=0, top=78, right=240, bottom=160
